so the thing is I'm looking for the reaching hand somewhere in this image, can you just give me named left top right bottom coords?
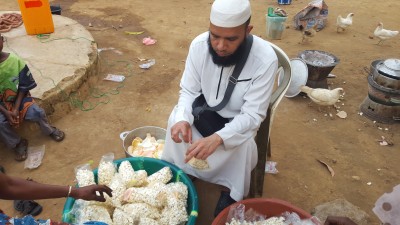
left=170, top=121, right=192, bottom=144
left=324, top=216, right=358, bottom=225
left=71, top=185, right=113, bottom=202
left=185, top=133, right=222, bottom=162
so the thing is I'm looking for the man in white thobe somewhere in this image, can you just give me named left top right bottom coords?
left=161, top=0, right=278, bottom=217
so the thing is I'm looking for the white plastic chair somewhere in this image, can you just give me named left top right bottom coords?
left=249, top=43, right=292, bottom=197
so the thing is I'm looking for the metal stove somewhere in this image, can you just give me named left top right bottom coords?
left=360, top=58, right=400, bottom=124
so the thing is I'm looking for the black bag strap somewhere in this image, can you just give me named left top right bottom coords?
left=205, top=34, right=253, bottom=112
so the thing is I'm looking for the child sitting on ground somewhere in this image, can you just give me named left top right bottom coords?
left=0, top=34, right=65, bottom=161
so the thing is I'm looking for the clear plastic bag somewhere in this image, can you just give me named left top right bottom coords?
left=24, top=145, right=45, bottom=169
left=75, top=163, right=95, bottom=187
left=98, top=153, right=116, bottom=186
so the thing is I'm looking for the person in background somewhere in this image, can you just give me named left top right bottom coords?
left=0, top=34, right=65, bottom=162
left=162, top=0, right=278, bottom=217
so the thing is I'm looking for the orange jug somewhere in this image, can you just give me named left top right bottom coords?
left=17, top=0, right=54, bottom=35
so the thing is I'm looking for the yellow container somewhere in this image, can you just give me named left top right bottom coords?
left=18, top=0, right=54, bottom=35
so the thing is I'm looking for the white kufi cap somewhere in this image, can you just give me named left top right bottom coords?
left=210, top=0, right=251, bottom=28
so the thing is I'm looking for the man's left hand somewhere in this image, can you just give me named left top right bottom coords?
left=185, top=133, right=223, bottom=163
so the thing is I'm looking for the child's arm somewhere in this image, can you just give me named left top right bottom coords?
left=0, top=104, right=17, bottom=126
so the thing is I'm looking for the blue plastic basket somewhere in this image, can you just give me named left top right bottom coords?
left=62, top=157, right=199, bottom=225
left=278, top=0, right=292, bottom=5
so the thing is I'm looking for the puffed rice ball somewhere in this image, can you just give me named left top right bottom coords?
left=188, top=157, right=209, bottom=170
left=123, top=186, right=166, bottom=208
left=80, top=205, right=113, bottom=225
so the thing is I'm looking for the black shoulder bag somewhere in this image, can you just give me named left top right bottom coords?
left=192, top=35, right=253, bottom=137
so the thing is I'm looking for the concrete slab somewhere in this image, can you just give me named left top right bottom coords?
left=1, top=11, right=98, bottom=116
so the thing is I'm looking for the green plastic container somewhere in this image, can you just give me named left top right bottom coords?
left=266, top=15, right=287, bottom=40
left=62, top=157, right=199, bottom=225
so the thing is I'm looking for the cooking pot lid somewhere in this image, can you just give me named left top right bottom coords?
left=278, top=58, right=308, bottom=97
left=377, top=58, right=400, bottom=79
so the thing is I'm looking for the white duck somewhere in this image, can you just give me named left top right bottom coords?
left=336, top=13, right=354, bottom=32
left=374, top=22, right=399, bottom=45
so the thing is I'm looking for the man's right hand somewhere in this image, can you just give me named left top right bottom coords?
left=170, top=121, right=192, bottom=144
left=324, top=216, right=358, bottom=225
left=5, top=110, right=19, bottom=126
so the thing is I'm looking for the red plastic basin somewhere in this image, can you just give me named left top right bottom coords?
left=212, top=198, right=312, bottom=225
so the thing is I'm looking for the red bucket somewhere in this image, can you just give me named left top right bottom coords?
left=212, top=198, right=312, bottom=225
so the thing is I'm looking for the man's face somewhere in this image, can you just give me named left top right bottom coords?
left=208, top=23, right=252, bottom=66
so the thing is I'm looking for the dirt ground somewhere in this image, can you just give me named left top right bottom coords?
left=1, top=0, right=399, bottom=224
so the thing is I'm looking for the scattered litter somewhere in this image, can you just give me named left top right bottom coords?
left=367, top=182, right=372, bottom=186
left=384, top=128, right=389, bottom=131
left=139, top=59, right=156, bottom=69
left=336, top=111, right=347, bottom=119
left=118, top=24, right=123, bottom=28
left=313, top=118, right=317, bottom=122
left=378, top=127, right=383, bottom=130
left=343, top=81, right=346, bottom=84
left=142, top=37, right=157, bottom=45
left=265, top=161, right=279, bottom=174
left=97, top=47, right=123, bottom=55
left=352, top=176, right=360, bottom=181
left=377, top=168, right=382, bottom=171
left=145, top=107, right=152, bottom=112
left=112, top=25, right=118, bottom=31
left=378, top=136, right=393, bottom=146
left=317, top=159, right=335, bottom=177
left=373, top=121, right=377, bottom=124
left=329, top=113, right=333, bottom=117
left=103, top=74, right=125, bottom=82
left=88, top=23, right=93, bottom=27
left=24, top=145, right=45, bottom=169
left=324, top=114, right=328, bottom=117
left=327, top=73, right=336, bottom=78
left=137, top=57, right=147, bottom=61
left=125, top=31, right=144, bottom=35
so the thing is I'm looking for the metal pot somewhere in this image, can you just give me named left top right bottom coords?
left=371, top=60, right=400, bottom=90
left=119, top=126, right=166, bottom=158
left=367, top=74, right=400, bottom=106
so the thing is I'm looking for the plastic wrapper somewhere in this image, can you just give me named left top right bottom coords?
left=373, top=184, right=400, bottom=225
left=75, top=163, right=95, bottom=187
left=147, top=167, right=172, bottom=184
left=127, top=170, right=148, bottom=187
left=106, top=173, right=126, bottom=207
left=123, top=186, right=167, bottom=208
left=122, top=203, right=160, bottom=220
left=98, top=153, right=116, bottom=186
left=226, top=205, right=321, bottom=225
left=118, top=160, right=135, bottom=187
left=24, top=145, right=45, bottom=169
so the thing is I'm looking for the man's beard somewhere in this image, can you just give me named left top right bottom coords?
left=208, top=35, right=248, bottom=67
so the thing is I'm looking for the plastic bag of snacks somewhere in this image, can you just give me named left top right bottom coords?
left=75, top=163, right=95, bottom=187
left=98, top=153, right=116, bottom=186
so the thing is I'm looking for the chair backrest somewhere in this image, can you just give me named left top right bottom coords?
left=266, top=42, right=292, bottom=136
left=250, top=43, right=291, bottom=197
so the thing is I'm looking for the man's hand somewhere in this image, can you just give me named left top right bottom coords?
left=324, top=216, right=358, bottom=225
left=170, top=121, right=192, bottom=144
left=185, top=133, right=223, bottom=163
left=5, top=110, right=19, bottom=126
left=71, top=184, right=113, bottom=202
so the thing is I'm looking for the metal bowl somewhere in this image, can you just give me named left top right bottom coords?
left=119, top=126, right=167, bottom=158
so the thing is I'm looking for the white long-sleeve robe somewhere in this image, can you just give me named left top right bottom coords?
left=162, top=32, right=278, bottom=201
